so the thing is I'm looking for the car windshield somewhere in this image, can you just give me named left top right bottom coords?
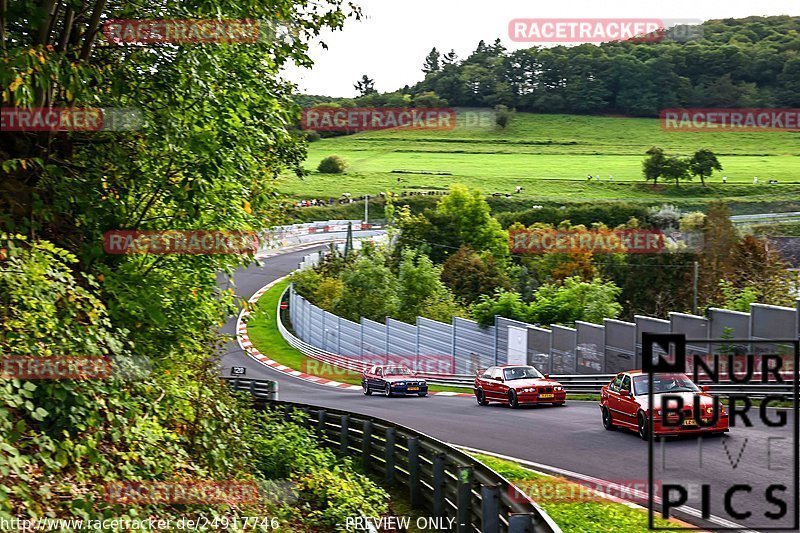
left=503, top=366, right=543, bottom=381
left=383, top=366, right=411, bottom=376
left=633, top=374, right=700, bottom=395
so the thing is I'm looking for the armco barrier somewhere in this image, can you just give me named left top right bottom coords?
left=224, top=377, right=279, bottom=400
left=229, top=385, right=560, bottom=533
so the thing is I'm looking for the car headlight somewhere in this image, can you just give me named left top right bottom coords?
left=394, top=382, right=405, bottom=387
left=520, top=387, right=535, bottom=393
left=554, top=386, right=563, bottom=391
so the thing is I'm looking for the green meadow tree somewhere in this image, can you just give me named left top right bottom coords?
left=688, top=149, right=723, bottom=187
left=642, top=147, right=667, bottom=185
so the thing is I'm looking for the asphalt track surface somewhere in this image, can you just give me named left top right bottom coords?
left=219, top=246, right=798, bottom=532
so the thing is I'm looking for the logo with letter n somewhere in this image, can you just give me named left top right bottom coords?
left=642, top=333, right=686, bottom=373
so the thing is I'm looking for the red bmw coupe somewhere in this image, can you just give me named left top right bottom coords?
left=474, top=365, right=566, bottom=407
left=600, top=371, right=729, bottom=439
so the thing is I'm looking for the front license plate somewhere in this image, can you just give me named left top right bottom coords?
left=683, top=419, right=697, bottom=426
left=539, top=394, right=554, bottom=399
left=408, top=387, right=419, bottom=391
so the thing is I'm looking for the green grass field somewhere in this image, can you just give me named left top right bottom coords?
left=280, top=112, right=799, bottom=202
left=469, top=452, right=679, bottom=532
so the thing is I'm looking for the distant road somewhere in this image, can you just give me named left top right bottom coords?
left=731, top=211, right=800, bottom=225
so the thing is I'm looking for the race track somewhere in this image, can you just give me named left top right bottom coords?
left=219, top=248, right=798, bottom=532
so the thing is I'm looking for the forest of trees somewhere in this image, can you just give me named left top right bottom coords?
left=303, top=16, right=800, bottom=117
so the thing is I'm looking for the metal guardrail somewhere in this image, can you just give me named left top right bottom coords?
left=248, top=394, right=560, bottom=533
left=224, top=377, right=280, bottom=400
left=730, top=212, right=800, bottom=225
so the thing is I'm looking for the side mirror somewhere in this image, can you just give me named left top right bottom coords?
left=544, top=374, right=550, bottom=379
left=701, top=385, right=710, bottom=392
left=494, top=376, right=503, bottom=382
left=620, top=389, right=630, bottom=397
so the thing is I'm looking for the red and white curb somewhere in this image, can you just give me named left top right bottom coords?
left=236, top=277, right=471, bottom=396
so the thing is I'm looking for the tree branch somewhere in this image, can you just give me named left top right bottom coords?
left=35, top=0, right=58, bottom=45
left=79, top=0, right=106, bottom=60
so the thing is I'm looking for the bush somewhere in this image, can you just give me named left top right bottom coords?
left=495, top=203, right=651, bottom=229
left=305, top=130, right=321, bottom=142
left=252, top=413, right=389, bottom=530
left=317, top=155, right=348, bottom=174
left=495, top=105, right=513, bottom=129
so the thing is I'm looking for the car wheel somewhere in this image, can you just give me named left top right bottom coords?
left=602, top=406, right=614, bottom=430
left=418, top=392, right=428, bottom=397
left=475, top=389, right=490, bottom=406
left=553, top=402, right=565, bottom=407
left=362, top=382, right=372, bottom=396
left=384, top=384, right=392, bottom=397
left=508, top=389, right=519, bottom=409
left=638, top=411, right=649, bottom=440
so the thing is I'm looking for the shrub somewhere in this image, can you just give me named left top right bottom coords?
left=317, top=155, right=348, bottom=174
left=495, top=105, right=513, bottom=129
left=306, top=130, right=321, bottom=142
left=647, top=204, right=682, bottom=230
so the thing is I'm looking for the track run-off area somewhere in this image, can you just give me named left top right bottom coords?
left=219, top=245, right=797, bottom=532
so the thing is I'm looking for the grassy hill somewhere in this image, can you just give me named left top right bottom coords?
left=280, top=112, right=800, bottom=202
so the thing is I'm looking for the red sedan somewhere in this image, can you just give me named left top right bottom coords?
left=474, top=365, right=566, bottom=407
left=600, top=371, right=729, bottom=439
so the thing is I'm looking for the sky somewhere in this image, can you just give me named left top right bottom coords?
left=283, top=0, right=800, bottom=97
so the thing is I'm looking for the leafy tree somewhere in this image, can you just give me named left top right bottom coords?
left=729, top=234, right=796, bottom=307
left=396, top=249, right=454, bottom=322
left=698, top=202, right=738, bottom=306
left=354, top=74, right=376, bottom=97
left=412, top=91, right=448, bottom=107
left=599, top=251, right=696, bottom=319
left=472, top=289, right=530, bottom=327
left=528, top=277, right=622, bottom=326
left=436, top=185, right=509, bottom=259
left=423, top=47, right=441, bottom=74
left=688, top=149, right=723, bottom=187
left=716, top=280, right=760, bottom=312
left=314, top=277, right=345, bottom=312
left=442, top=49, right=459, bottom=65
left=662, top=155, right=691, bottom=187
left=441, top=246, right=511, bottom=304
left=334, top=256, right=399, bottom=322
left=418, top=291, right=468, bottom=323
left=471, top=277, right=622, bottom=327
left=290, top=268, right=323, bottom=300
left=0, top=0, right=362, bottom=522
left=642, top=147, right=667, bottom=185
